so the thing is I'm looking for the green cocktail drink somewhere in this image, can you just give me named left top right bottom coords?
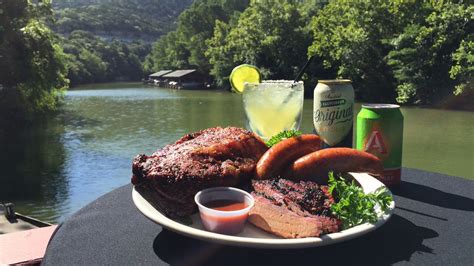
left=356, top=104, right=404, bottom=186
left=243, top=81, right=304, bottom=140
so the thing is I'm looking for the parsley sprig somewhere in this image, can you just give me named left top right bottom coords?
left=265, top=130, right=302, bottom=147
left=328, top=172, right=392, bottom=230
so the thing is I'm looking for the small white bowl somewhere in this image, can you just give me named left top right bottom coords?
left=194, top=187, right=254, bottom=235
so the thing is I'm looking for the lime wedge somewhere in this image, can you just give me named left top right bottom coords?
left=229, top=64, right=261, bottom=93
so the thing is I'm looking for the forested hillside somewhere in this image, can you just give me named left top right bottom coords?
left=51, top=0, right=193, bottom=86
left=52, top=0, right=193, bottom=42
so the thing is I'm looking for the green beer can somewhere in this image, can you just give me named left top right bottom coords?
left=356, top=104, right=404, bottom=186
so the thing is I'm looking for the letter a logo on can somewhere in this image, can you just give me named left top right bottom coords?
left=365, top=131, right=387, bottom=154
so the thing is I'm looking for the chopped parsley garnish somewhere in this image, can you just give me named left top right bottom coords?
left=265, top=130, right=302, bottom=147
left=328, top=172, right=392, bottom=230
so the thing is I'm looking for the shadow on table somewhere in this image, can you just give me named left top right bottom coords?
left=153, top=214, right=437, bottom=266
left=392, top=181, right=474, bottom=211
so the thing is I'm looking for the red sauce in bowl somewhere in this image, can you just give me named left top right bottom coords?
left=199, top=212, right=248, bottom=235
left=204, top=200, right=248, bottom=211
left=195, top=187, right=254, bottom=235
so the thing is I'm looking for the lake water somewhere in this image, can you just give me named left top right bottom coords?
left=1, top=83, right=473, bottom=223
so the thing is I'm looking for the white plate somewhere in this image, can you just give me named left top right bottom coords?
left=132, top=173, right=395, bottom=249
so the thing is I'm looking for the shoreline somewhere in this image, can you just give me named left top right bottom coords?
left=68, top=81, right=474, bottom=112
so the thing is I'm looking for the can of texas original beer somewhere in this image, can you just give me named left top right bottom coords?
left=313, top=80, right=354, bottom=148
left=356, top=104, right=404, bottom=186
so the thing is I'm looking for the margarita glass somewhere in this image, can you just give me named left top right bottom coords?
left=242, top=80, right=304, bottom=140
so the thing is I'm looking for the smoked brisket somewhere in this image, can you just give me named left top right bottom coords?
left=249, top=179, right=340, bottom=238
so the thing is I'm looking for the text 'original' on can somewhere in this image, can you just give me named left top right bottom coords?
left=356, top=104, right=404, bottom=186
left=313, top=79, right=354, bottom=148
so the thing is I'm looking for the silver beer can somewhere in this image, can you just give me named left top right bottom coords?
left=313, top=79, right=354, bottom=148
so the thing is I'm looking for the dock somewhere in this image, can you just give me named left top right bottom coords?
left=144, top=69, right=210, bottom=89
left=1, top=203, right=57, bottom=265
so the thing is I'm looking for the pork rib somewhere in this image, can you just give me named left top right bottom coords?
left=132, top=127, right=268, bottom=218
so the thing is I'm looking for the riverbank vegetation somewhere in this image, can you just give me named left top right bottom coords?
left=61, top=31, right=150, bottom=86
left=147, top=0, right=472, bottom=105
left=1, top=0, right=472, bottom=123
left=308, top=1, right=473, bottom=104
left=0, top=0, right=68, bottom=122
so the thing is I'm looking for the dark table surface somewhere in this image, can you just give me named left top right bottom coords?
left=43, top=168, right=474, bottom=266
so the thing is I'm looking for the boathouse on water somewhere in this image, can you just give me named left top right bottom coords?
left=147, top=69, right=208, bottom=89
left=147, top=70, right=172, bottom=86
left=162, top=69, right=207, bottom=89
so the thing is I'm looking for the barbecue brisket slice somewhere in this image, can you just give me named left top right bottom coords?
left=249, top=179, right=340, bottom=238
left=131, top=127, right=268, bottom=218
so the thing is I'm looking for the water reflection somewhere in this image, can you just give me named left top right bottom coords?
left=0, top=116, right=69, bottom=223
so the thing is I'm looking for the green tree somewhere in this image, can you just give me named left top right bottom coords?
left=0, top=0, right=68, bottom=120
left=144, top=0, right=249, bottom=75
left=205, top=20, right=234, bottom=87
left=61, top=30, right=150, bottom=85
left=206, top=0, right=312, bottom=89
left=309, top=0, right=472, bottom=104
left=178, top=0, right=248, bottom=72
left=388, top=3, right=472, bottom=104
left=78, top=48, right=107, bottom=81
left=450, top=37, right=473, bottom=96
left=308, top=0, right=408, bottom=102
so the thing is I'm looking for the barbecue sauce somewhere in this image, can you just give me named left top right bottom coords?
left=204, top=199, right=248, bottom=211
left=199, top=199, right=250, bottom=235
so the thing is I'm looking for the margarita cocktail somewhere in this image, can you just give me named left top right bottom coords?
left=243, top=81, right=304, bottom=139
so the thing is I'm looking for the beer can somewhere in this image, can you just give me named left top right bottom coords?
left=356, top=104, right=404, bottom=186
left=313, top=80, right=354, bottom=148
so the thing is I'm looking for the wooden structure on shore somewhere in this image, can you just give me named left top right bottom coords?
left=145, top=69, right=209, bottom=89
left=146, top=70, right=172, bottom=87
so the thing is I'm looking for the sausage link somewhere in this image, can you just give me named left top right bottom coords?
left=284, top=148, right=383, bottom=184
left=255, top=134, right=321, bottom=179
